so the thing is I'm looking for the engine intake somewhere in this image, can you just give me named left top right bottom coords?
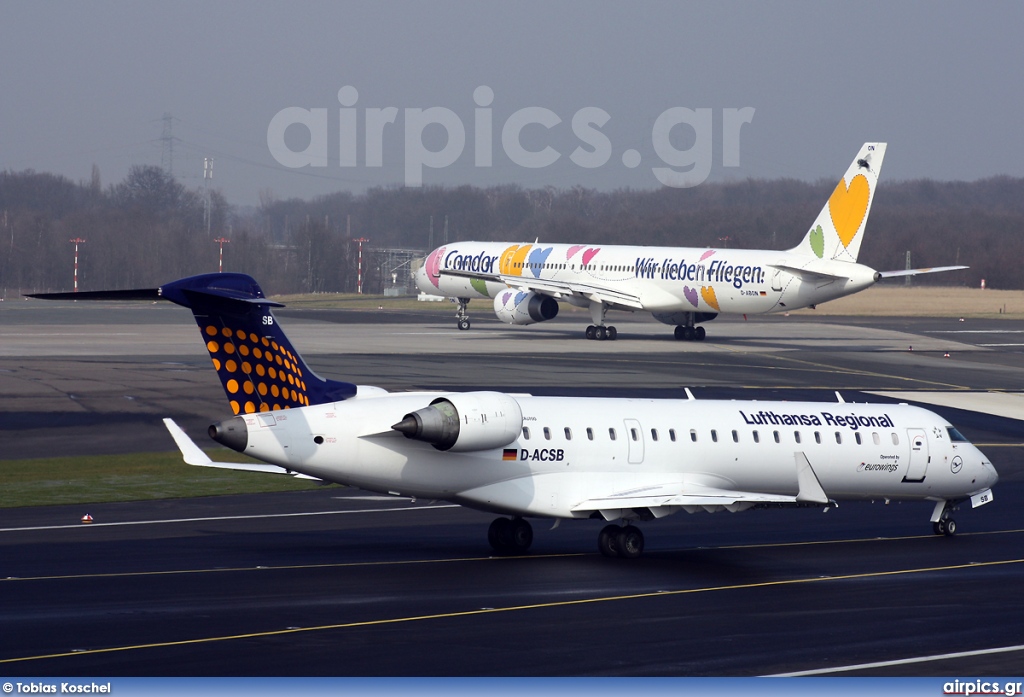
left=392, top=391, right=523, bottom=452
left=493, top=290, right=559, bottom=326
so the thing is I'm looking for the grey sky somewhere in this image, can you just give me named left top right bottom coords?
left=2, top=1, right=1022, bottom=205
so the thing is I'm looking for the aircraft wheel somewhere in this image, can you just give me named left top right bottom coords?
left=674, top=325, right=686, bottom=341
left=598, top=524, right=620, bottom=557
left=458, top=318, right=471, bottom=331
left=943, top=518, right=957, bottom=536
left=616, top=525, right=645, bottom=559
left=933, top=520, right=946, bottom=536
left=508, top=518, right=533, bottom=552
left=607, top=326, right=617, bottom=340
left=586, top=325, right=596, bottom=340
left=595, top=325, right=608, bottom=341
left=694, top=326, right=706, bottom=341
left=488, top=517, right=512, bottom=552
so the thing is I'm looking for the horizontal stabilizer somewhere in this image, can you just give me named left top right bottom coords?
left=26, top=288, right=161, bottom=301
left=162, top=418, right=323, bottom=480
left=877, top=265, right=968, bottom=278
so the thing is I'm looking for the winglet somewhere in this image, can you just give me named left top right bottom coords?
left=795, top=452, right=830, bottom=505
left=835, top=391, right=845, bottom=403
left=684, top=388, right=696, bottom=401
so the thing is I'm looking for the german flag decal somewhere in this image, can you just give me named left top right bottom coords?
left=502, top=448, right=518, bottom=461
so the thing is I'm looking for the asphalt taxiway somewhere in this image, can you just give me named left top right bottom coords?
left=1, top=302, right=1023, bottom=675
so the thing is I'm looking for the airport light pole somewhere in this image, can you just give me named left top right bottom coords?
left=69, top=237, right=86, bottom=292
left=214, top=237, right=230, bottom=273
left=353, top=237, right=369, bottom=294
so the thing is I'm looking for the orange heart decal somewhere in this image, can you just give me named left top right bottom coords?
left=700, top=285, right=720, bottom=311
left=828, top=174, right=870, bottom=248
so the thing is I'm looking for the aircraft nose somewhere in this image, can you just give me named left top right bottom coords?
left=982, top=460, right=999, bottom=488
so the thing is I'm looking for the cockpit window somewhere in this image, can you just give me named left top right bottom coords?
left=947, top=427, right=969, bottom=442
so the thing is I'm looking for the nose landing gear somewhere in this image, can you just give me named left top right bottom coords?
left=931, top=500, right=959, bottom=536
left=454, top=297, right=471, bottom=330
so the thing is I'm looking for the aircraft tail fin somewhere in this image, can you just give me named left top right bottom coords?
left=160, top=273, right=357, bottom=414
left=789, top=142, right=886, bottom=263
left=30, top=273, right=357, bottom=413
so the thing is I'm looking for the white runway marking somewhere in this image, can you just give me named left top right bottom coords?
left=0, top=505, right=460, bottom=533
left=767, top=642, right=1024, bottom=676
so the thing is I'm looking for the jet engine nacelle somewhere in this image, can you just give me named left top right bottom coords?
left=392, top=391, right=524, bottom=452
left=493, top=290, right=559, bottom=326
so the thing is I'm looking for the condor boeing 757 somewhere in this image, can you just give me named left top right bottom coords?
left=32, top=273, right=996, bottom=558
left=417, top=143, right=966, bottom=340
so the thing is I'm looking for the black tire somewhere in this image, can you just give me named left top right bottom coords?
left=944, top=518, right=957, bottom=536
left=458, top=319, right=470, bottom=331
left=598, top=524, right=620, bottom=557
left=488, top=517, right=512, bottom=552
left=595, top=325, right=607, bottom=341
left=933, top=520, right=946, bottom=536
left=508, top=518, right=533, bottom=552
left=607, top=326, right=617, bottom=340
left=674, top=325, right=686, bottom=341
left=586, top=325, right=596, bottom=340
left=616, top=525, right=645, bottom=559
left=694, top=326, right=706, bottom=341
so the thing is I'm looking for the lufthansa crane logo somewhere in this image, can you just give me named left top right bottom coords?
left=951, top=456, right=963, bottom=474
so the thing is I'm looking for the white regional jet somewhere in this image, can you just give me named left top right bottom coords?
left=416, top=143, right=966, bottom=340
left=32, top=273, right=997, bottom=558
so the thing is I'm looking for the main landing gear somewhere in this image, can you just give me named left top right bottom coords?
left=931, top=500, right=959, bottom=537
left=674, top=325, right=706, bottom=342
left=488, top=517, right=533, bottom=554
left=454, top=297, right=471, bottom=330
left=585, top=301, right=617, bottom=341
left=598, top=523, right=645, bottom=559
left=585, top=325, right=617, bottom=341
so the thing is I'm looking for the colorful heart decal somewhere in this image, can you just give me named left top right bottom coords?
left=582, top=248, right=601, bottom=265
left=828, top=173, right=870, bottom=248
left=700, top=285, right=720, bottom=311
left=527, top=247, right=553, bottom=277
left=683, top=285, right=699, bottom=308
left=699, top=249, right=716, bottom=262
left=809, top=225, right=824, bottom=259
left=566, top=245, right=584, bottom=259
left=425, top=246, right=445, bottom=288
left=470, top=278, right=490, bottom=296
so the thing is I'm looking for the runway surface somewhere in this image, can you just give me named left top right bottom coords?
left=1, top=300, right=1023, bottom=675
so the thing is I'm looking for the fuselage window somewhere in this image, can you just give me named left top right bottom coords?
left=609, top=428, right=617, bottom=441
left=731, top=430, right=739, bottom=443
left=872, top=432, right=880, bottom=446
left=835, top=432, right=842, bottom=444
left=586, top=427, right=594, bottom=441
left=669, top=429, right=677, bottom=442
left=543, top=427, right=551, bottom=440
left=773, top=431, right=780, bottom=443
left=752, top=431, right=760, bottom=443
left=523, top=427, right=531, bottom=440
left=855, top=432, right=862, bottom=445
left=794, top=431, right=801, bottom=444
left=651, top=429, right=659, bottom=442
left=891, top=432, right=899, bottom=445
left=630, top=428, right=639, bottom=441
left=689, top=429, right=697, bottom=442
left=564, top=427, right=572, bottom=441
left=814, top=431, right=821, bottom=444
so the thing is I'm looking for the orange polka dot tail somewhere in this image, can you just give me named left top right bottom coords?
left=160, top=273, right=357, bottom=413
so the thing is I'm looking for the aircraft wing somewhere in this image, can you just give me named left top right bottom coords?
left=163, top=418, right=324, bottom=480
left=440, top=269, right=645, bottom=310
left=571, top=454, right=831, bottom=518
left=767, top=264, right=849, bottom=284
left=877, top=265, right=968, bottom=278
